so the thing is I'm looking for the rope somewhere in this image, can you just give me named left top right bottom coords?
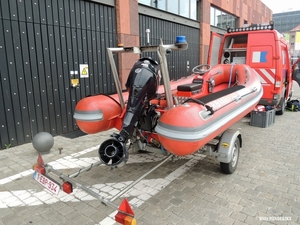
left=182, top=98, right=214, bottom=115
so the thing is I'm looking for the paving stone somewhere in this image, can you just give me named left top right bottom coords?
left=226, top=194, right=241, bottom=204
left=215, top=197, right=229, bottom=207
left=168, top=205, right=183, bottom=216
left=245, top=188, right=260, bottom=197
left=165, top=213, right=185, bottom=224
left=263, top=199, right=279, bottom=208
left=169, top=198, right=183, bottom=206
left=191, top=215, right=210, bottom=225
left=291, top=207, right=300, bottom=216
left=204, top=220, right=222, bottom=225
left=231, top=211, right=247, bottom=222
left=0, top=208, right=14, bottom=219
left=249, top=195, right=264, bottom=204
left=217, top=215, right=235, bottom=225
left=242, top=206, right=258, bottom=217
left=203, top=194, right=218, bottom=203
left=267, top=207, right=283, bottom=216
left=228, top=202, right=243, bottom=212
left=244, top=216, right=261, bottom=225
left=203, top=210, right=219, bottom=221
left=178, top=209, right=197, bottom=221
left=45, top=213, right=67, bottom=224
left=233, top=220, right=250, bottom=225
left=217, top=206, right=233, bottom=216
left=288, top=200, right=300, bottom=208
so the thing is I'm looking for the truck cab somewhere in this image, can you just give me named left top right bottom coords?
left=208, top=21, right=293, bottom=115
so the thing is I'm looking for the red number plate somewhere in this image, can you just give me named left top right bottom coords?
left=33, top=172, right=60, bottom=195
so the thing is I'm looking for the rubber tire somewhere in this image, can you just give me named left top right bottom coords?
left=276, top=97, right=285, bottom=115
left=220, top=138, right=240, bottom=174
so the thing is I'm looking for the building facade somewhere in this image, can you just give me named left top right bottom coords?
left=273, top=10, right=300, bottom=34
left=0, top=0, right=272, bottom=149
left=289, top=25, right=300, bottom=60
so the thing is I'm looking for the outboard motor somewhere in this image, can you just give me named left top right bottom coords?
left=99, top=58, right=161, bottom=167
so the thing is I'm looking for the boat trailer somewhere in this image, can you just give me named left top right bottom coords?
left=32, top=128, right=241, bottom=224
left=32, top=152, right=173, bottom=225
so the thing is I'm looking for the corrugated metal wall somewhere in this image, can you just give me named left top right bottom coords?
left=139, top=14, right=200, bottom=81
left=0, top=0, right=117, bottom=149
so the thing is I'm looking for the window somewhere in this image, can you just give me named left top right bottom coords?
left=139, top=0, right=198, bottom=20
left=156, top=0, right=166, bottom=10
left=190, top=0, right=197, bottom=20
left=179, top=0, right=189, bottom=18
left=139, top=0, right=151, bottom=6
left=210, top=6, right=237, bottom=29
left=167, top=0, right=178, bottom=14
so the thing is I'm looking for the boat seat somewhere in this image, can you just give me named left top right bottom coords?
left=196, top=85, right=245, bottom=104
left=177, top=83, right=202, bottom=91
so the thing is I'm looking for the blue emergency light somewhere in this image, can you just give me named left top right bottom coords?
left=175, top=36, right=187, bottom=44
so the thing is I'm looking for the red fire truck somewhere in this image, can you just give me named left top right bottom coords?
left=208, top=21, right=297, bottom=115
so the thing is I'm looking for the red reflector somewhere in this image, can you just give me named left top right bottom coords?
left=37, top=153, right=45, bottom=165
left=32, top=154, right=46, bottom=175
left=32, top=164, right=46, bottom=175
left=115, top=198, right=135, bottom=225
left=62, top=181, right=73, bottom=194
left=36, top=166, right=45, bottom=175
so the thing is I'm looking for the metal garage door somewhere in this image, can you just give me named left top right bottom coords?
left=0, top=0, right=117, bottom=149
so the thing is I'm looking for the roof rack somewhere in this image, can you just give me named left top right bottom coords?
left=226, top=21, right=274, bottom=33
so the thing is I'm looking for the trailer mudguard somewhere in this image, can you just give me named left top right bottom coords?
left=217, top=129, right=242, bottom=163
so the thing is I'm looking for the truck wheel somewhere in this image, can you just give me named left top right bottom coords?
left=276, top=97, right=285, bottom=115
left=220, top=138, right=240, bottom=174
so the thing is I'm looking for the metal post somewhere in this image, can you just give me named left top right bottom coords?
left=107, top=47, right=127, bottom=110
left=146, top=29, right=150, bottom=45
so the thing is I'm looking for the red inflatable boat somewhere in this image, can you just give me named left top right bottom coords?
left=73, top=39, right=263, bottom=167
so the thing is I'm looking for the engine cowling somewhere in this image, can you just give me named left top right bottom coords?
left=119, top=57, right=160, bottom=140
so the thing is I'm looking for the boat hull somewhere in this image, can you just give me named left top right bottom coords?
left=155, top=64, right=263, bottom=156
left=73, top=94, right=123, bottom=134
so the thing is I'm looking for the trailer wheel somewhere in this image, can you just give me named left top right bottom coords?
left=220, top=137, right=240, bottom=174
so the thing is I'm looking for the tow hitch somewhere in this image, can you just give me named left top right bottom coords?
left=32, top=153, right=172, bottom=224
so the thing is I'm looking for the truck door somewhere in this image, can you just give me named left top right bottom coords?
left=246, top=33, right=275, bottom=101
left=207, top=32, right=221, bottom=66
left=292, top=58, right=300, bottom=86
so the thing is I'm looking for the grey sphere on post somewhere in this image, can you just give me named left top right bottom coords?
left=32, top=132, right=54, bottom=154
